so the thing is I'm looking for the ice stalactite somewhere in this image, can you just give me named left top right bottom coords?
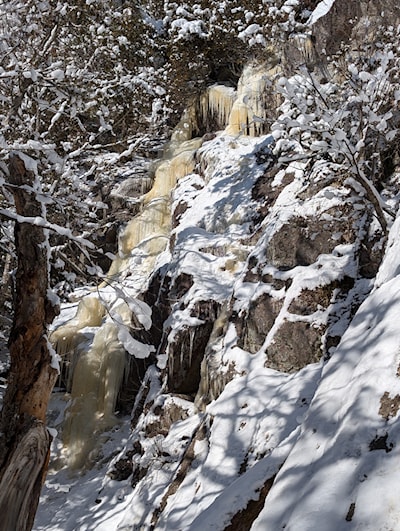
left=51, top=296, right=106, bottom=391
left=167, top=84, right=236, bottom=145
left=199, top=84, right=237, bottom=133
left=61, top=322, right=126, bottom=470
left=172, top=64, right=276, bottom=141
left=53, top=295, right=136, bottom=469
left=164, top=65, right=274, bottom=159
left=226, top=63, right=276, bottom=136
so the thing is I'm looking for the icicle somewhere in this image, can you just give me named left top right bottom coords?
left=188, top=327, right=195, bottom=368
left=166, top=84, right=236, bottom=149
left=62, top=322, right=127, bottom=469
left=226, top=63, right=276, bottom=137
left=199, top=84, right=237, bottom=132
left=289, top=33, right=319, bottom=70
left=51, top=296, right=107, bottom=390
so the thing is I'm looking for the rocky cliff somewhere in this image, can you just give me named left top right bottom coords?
left=35, top=1, right=400, bottom=529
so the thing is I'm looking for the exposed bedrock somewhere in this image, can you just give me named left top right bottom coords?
left=166, top=299, right=220, bottom=396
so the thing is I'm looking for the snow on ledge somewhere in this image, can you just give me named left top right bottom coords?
left=307, top=0, right=336, bottom=26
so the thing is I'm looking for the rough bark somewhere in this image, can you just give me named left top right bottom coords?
left=0, top=154, right=60, bottom=531
left=0, top=423, right=51, bottom=531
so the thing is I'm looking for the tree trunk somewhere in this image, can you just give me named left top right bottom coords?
left=0, top=153, right=60, bottom=531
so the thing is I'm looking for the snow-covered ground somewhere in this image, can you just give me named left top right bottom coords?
left=254, top=264, right=400, bottom=530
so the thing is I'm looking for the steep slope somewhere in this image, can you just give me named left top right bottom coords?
left=253, top=246, right=400, bottom=530
left=34, top=1, right=400, bottom=530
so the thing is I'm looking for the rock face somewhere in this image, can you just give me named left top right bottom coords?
left=105, top=0, right=398, bottom=506
left=314, top=0, right=400, bottom=58
left=166, top=299, right=220, bottom=396
left=235, top=293, right=282, bottom=355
